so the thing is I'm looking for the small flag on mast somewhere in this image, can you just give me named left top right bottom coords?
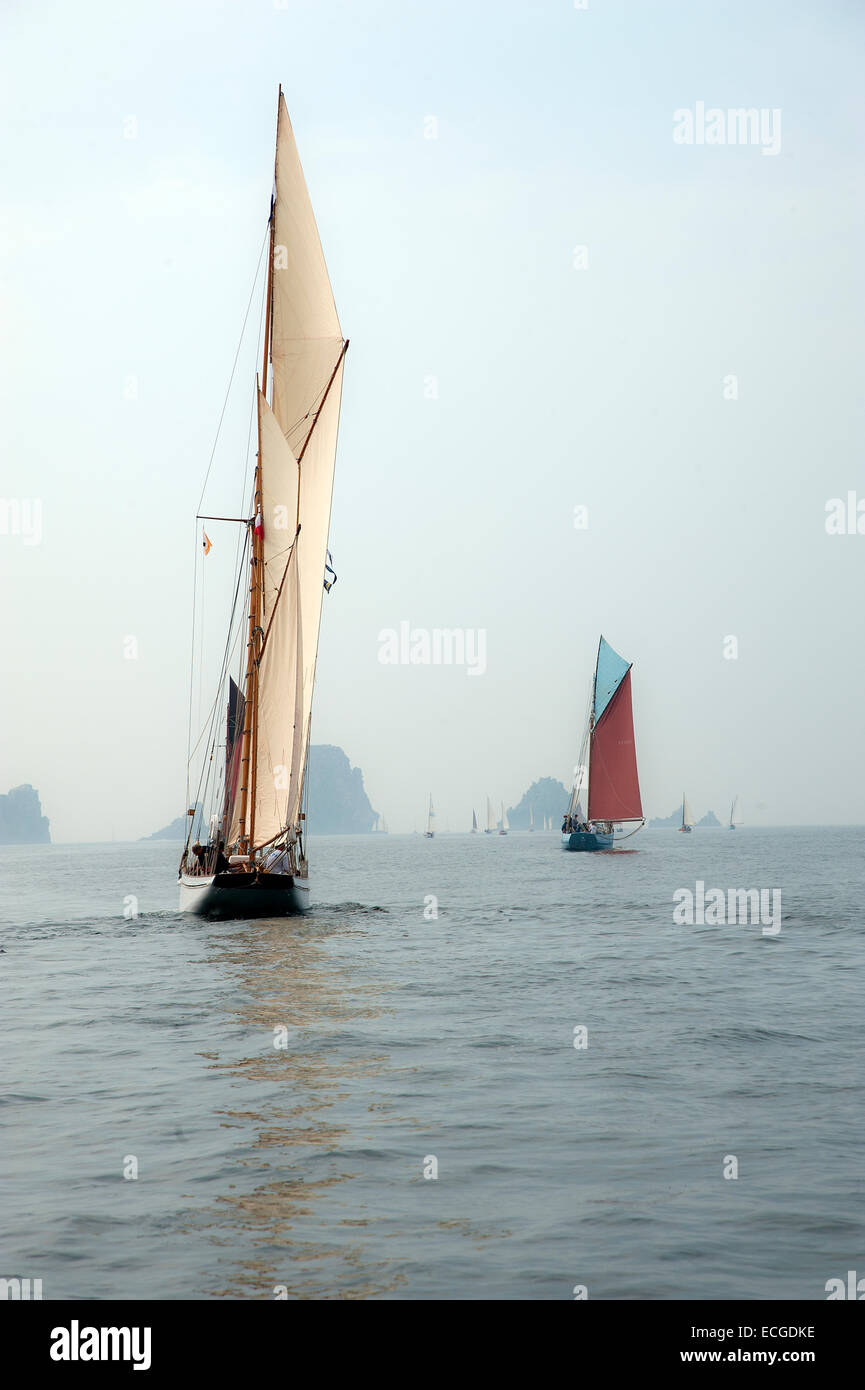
left=254, top=511, right=264, bottom=539
left=202, top=531, right=212, bottom=556
left=324, top=550, right=337, bottom=593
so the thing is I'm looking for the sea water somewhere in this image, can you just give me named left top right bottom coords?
left=1, top=828, right=863, bottom=1300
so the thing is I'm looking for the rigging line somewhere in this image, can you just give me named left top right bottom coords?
left=196, top=220, right=269, bottom=515
left=262, top=540, right=295, bottom=565
left=219, top=285, right=267, bottom=726
left=256, top=339, right=349, bottom=660
left=235, top=383, right=255, bottom=606
left=187, top=684, right=224, bottom=766
left=279, top=336, right=347, bottom=448
left=186, top=227, right=267, bottom=838
left=615, top=821, right=645, bottom=842
left=236, top=270, right=268, bottom=582
left=185, top=512, right=200, bottom=823
left=186, top=527, right=251, bottom=782
left=568, top=677, right=593, bottom=815
left=257, top=530, right=298, bottom=659
left=198, top=559, right=205, bottom=732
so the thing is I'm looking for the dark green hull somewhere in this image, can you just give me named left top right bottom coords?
left=561, top=831, right=614, bottom=852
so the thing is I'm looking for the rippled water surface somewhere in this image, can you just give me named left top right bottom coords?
left=2, top=828, right=863, bottom=1299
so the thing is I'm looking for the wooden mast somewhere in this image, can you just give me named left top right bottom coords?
left=236, top=94, right=279, bottom=856
left=235, top=484, right=258, bottom=853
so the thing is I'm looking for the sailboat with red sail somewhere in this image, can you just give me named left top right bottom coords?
left=562, top=636, right=644, bottom=852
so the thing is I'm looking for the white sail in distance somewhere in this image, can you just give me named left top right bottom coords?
left=682, top=794, right=695, bottom=828
left=486, top=798, right=496, bottom=832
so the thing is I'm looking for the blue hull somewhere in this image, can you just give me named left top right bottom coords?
left=561, top=831, right=614, bottom=852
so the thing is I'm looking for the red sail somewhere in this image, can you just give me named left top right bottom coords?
left=587, top=670, right=642, bottom=821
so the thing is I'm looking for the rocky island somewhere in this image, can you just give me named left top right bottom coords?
left=650, top=807, right=721, bottom=827
left=144, top=745, right=377, bottom=839
left=507, top=777, right=571, bottom=830
left=0, top=784, right=51, bottom=844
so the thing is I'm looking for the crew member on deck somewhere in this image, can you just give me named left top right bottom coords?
left=210, top=841, right=231, bottom=874
left=263, top=845, right=290, bottom=874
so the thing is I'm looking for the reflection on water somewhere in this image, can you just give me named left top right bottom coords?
left=197, top=914, right=402, bottom=1298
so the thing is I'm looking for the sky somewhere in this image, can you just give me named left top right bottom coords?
left=1, top=0, right=864, bottom=839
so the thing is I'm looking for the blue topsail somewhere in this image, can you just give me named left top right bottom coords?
left=592, top=636, right=631, bottom=724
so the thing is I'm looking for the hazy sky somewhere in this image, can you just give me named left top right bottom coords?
left=2, top=0, right=864, bottom=839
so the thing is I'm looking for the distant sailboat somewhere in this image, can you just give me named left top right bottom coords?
left=485, top=797, right=496, bottom=834
left=471, top=809, right=478, bottom=834
left=424, top=794, right=435, bottom=839
left=563, top=636, right=644, bottom=852
left=679, top=794, right=694, bottom=834
left=499, top=802, right=509, bottom=836
left=529, top=806, right=534, bottom=832
left=729, top=795, right=743, bottom=830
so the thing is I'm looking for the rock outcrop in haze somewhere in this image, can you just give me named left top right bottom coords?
left=144, top=747, right=377, bottom=840
left=0, top=784, right=50, bottom=843
left=307, top=745, right=378, bottom=833
left=144, top=803, right=204, bottom=841
left=650, top=807, right=721, bottom=827
left=507, top=777, right=571, bottom=830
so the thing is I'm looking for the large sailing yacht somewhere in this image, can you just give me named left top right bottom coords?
left=179, top=89, right=347, bottom=917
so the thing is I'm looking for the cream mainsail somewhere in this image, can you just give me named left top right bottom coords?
left=271, top=97, right=344, bottom=453
left=228, top=91, right=346, bottom=854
